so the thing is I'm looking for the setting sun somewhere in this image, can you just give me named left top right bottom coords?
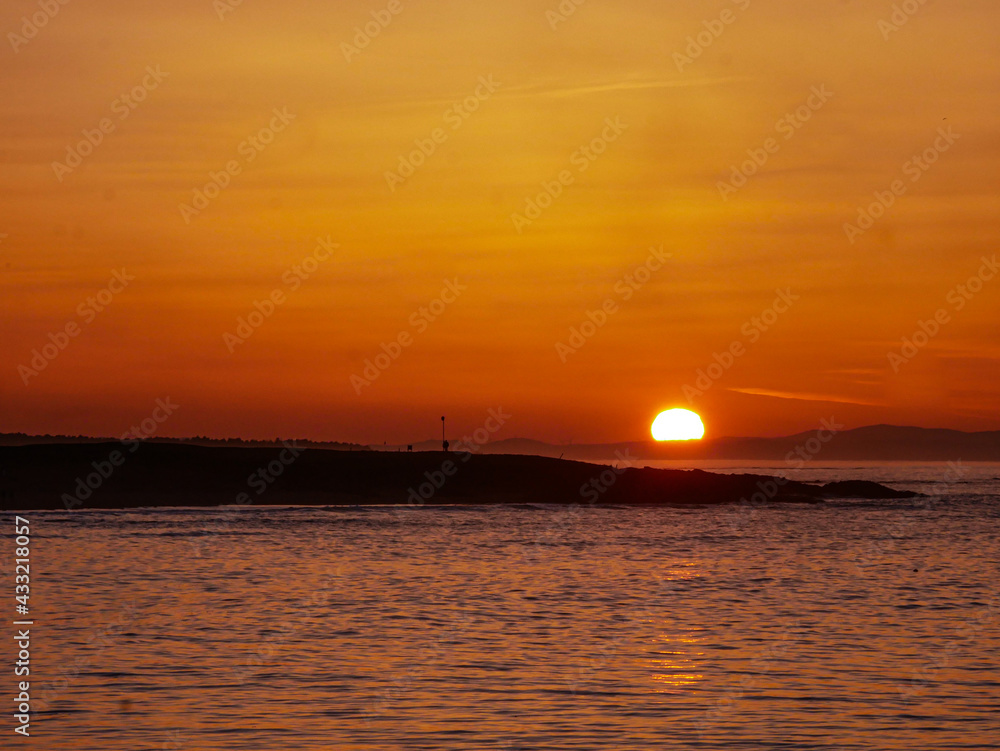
left=651, top=409, right=705, bottom=442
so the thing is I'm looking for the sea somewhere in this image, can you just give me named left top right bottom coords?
left=5, top=461, right=999, bottom=750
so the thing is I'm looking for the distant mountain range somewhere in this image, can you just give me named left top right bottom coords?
left=1, top=425, right=998, bottom=461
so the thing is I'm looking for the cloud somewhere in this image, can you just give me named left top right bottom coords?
left=390, top=75, right=749, bottom=110
left=507, top=76, right=750, bottom=99
left=727, top=387, right=885, bottom=407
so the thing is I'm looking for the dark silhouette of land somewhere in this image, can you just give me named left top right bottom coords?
left=0, top=441, right=917, bottom=511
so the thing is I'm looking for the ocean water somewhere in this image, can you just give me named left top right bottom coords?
left=6, top=463, right=1000, bottom=750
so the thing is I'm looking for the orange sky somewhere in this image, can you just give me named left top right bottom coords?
left=1, top=0, right=998, bottom=444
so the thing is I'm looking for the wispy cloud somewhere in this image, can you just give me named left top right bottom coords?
left=727, top=387, right=885, bottom=407
left=388, top=76, right=749, bottom=111
left=511, top=76, right=750, bottom=99
left=825, top=368, right=883, bottom=376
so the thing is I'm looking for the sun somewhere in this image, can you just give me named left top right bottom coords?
left=651, top=409, right=705, bottom=441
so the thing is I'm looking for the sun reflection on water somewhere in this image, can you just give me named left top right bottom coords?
left=649, top=635, right=705, bottom=693
left=647, top=563, right=706, bottom=693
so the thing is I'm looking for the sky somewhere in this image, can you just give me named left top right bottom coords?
left=1, top=0, right=998, bottom=444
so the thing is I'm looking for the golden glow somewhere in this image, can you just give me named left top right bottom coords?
left=651, top=409, right=705, bottom=442
left=1, top=2, right=998, bottom=442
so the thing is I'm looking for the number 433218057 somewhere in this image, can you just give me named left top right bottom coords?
left=15, top=516, right=30, bottom=607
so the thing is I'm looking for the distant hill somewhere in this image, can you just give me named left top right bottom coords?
left=386, top=425, right=1000, bottom=462
left=0, top=432, right=367, bottom=452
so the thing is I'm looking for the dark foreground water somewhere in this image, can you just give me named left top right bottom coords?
left=5, top=463, right=999, bottom=750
